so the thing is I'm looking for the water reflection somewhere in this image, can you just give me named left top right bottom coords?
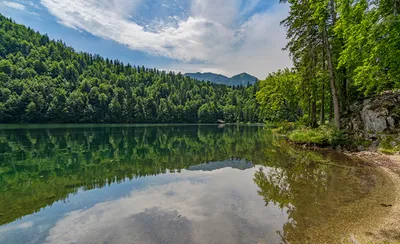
left=0, top=125, right=392, bottom=243
left=42, top=168, right=287, bottom=244
left=254, top=143, right=393, bottom=242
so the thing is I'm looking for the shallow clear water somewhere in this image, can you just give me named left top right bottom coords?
left=0, top=125, right=392, bottom=243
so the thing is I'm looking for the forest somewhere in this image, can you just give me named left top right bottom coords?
left=0, top=14, right=259, bottom=124
left=1, top=0, right=399, bottom=127
left=257, top=0, right=400, bottom=127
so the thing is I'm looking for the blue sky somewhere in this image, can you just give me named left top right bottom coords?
left=0, top=0, right=291, bottom=79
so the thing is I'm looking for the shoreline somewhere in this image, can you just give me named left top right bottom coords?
left=344, top=152, right=400, bottom=243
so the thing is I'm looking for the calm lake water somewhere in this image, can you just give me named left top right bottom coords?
left=0, top=125, right=393, bottom=243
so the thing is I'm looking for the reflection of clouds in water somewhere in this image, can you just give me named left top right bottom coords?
left=44, top=168, right=287, bottom=244
left=0, top=221, right=34, bottom=233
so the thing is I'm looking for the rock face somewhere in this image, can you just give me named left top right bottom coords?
left=344, top=91, right=400, bottom=136
left=361, top=105, right=389, bottom=133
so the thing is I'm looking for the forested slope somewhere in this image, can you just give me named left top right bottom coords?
left=0, top=15, right=259, bottom=123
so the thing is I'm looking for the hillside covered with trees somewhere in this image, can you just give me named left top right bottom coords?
left=0, top=14, right=259, bottom=124
left=1, top=0, right=399, bottom=128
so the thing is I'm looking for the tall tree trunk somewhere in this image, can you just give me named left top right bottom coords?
left=320, top=43, right=326, bottom=125
left=330, top=0, right=337, bottom=24
left=342, top=71, right=348, bottom=113
left=311, top=95, right=317, bottom=128
left=308, top=95, right=311, bottom=124
left=320, top=80, right=325, bottom=125
left=324, top=26, right=341, bottom=128
left=337, top=67, right=348, bottom=114
left=329, top=98, right=333, bottom=123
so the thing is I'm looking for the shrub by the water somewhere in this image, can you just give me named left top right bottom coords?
left=270, top=122, right=297, bottom=134
left=288, top=126, right=347, bottom=147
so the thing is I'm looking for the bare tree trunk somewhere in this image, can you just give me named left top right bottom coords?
left=324, top=26, right=341, bottom=128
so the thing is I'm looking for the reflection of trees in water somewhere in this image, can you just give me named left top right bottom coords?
left=0, top=125, right=381, bottom=241
left=0, top=125, right=267, bottom=225
left=253, top=143, right=381, bottom=243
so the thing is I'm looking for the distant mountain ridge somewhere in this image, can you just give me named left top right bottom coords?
left=187, top=160, right=254, bottom=172
left=184, top=72, right=258, bottom=86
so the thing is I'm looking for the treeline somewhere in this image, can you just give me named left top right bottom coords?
left=0, top=14, right=260, bottom=123
left=256, top=0, right=400, bottom=128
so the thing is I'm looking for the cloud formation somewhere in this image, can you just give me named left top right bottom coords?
left=40, top=0, right=291, bottom=78
left=2, top=1, right=26, bottom=10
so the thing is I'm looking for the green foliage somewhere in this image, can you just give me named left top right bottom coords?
left=288, top=126, right=347, bottom=146
left=257, top=69, right=302, bottom=122
left=336, top=0, right=400, bottom=95
left=271, top=122, right=298, bottom=134
left=277, top=0, right=400, bottom=128
left=198, top=103, right=222, bottom=123
left=378, top=135, right=400, bottom=155
left=0, top=15, right=260, bottom=124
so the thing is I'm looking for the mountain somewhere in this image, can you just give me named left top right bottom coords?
left=187, top=160, right=254, bottom=172
left=184, top=72, right=258, bottom=86
left=230, top=73, right=258, bottom=86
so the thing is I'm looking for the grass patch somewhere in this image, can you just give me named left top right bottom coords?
left=378, top=135, right=400, bottom=155
left=378, top=148, right=398, bottom=155
left=270, top=122, right=298, bottom=134
left=288, top=126, right=347, bottom=147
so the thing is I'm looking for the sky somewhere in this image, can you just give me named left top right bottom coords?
left=0, top=0, right=292, bottom=79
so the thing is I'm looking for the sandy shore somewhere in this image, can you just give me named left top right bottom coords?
left=345, top=152, right=400, bottom=243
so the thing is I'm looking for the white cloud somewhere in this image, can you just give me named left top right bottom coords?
left=2, top=1, right=26, bottom=10
left=191, top=0, right=241, bottom=27
left=165, top=5, right=292, bottom=79
left=40, top=0, right=291, bottom=79
left=0, top=221, right=34, bottom=234
left=26, top=1, right=41, bottom=9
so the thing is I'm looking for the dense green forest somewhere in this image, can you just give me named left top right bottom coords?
left=257, top=0, right=400, bottom=127
left=1, top=0, right=399, bottom=127
left=0, top=14, right=259, bottom=124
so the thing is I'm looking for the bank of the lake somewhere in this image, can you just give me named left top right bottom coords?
left=270, top=122, right=400, bottom=242
left=281, top=132, right=400, bottom=243
left=343, top=152, right=400, bottom=243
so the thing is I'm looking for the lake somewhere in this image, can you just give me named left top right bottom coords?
left=0, top=124, right=394, bottom=243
